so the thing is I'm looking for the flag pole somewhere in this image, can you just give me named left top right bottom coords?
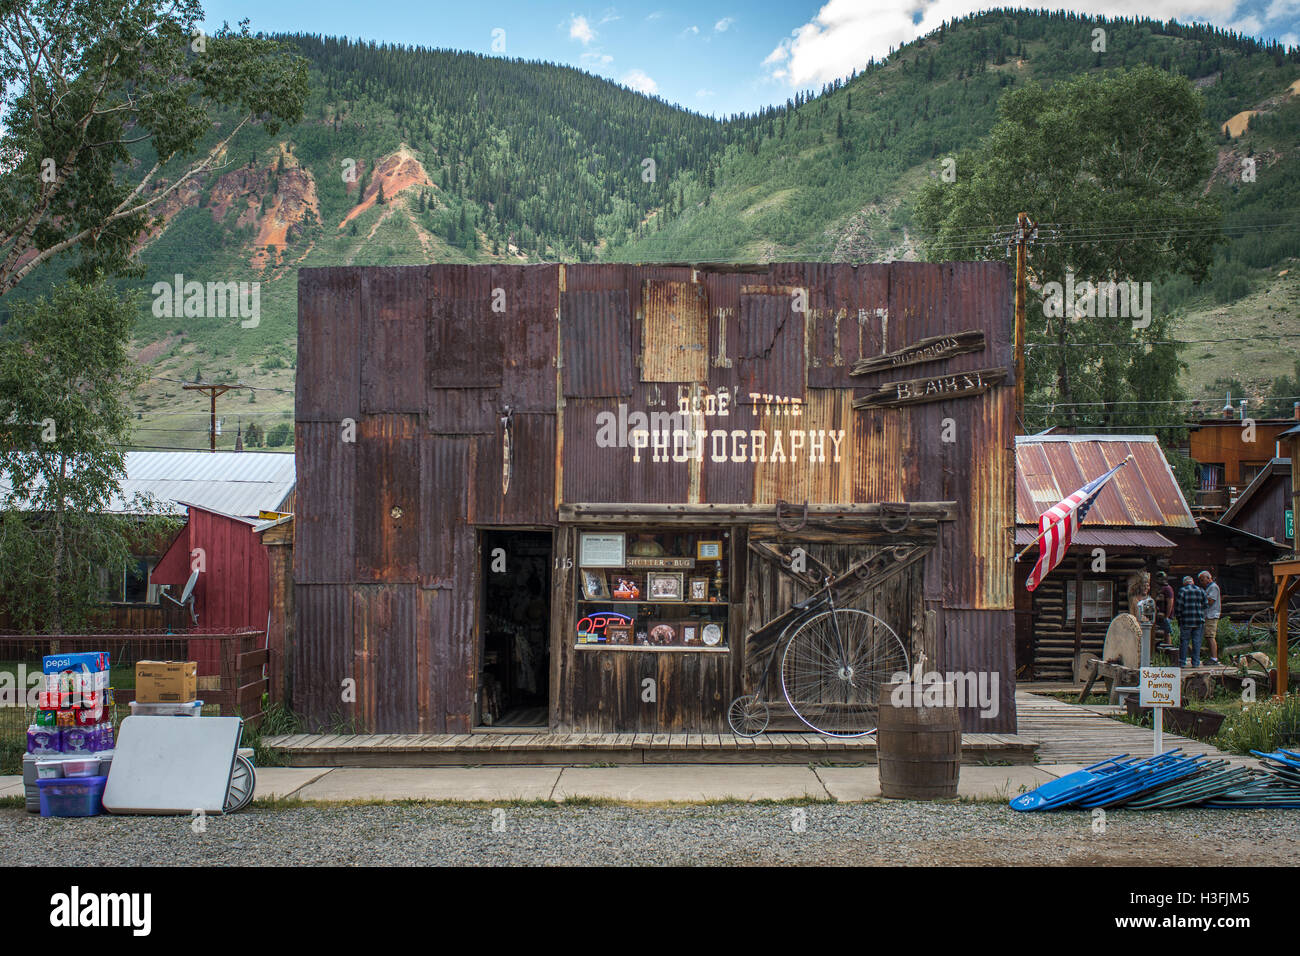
left=1013, top=455, right=1135, bottom=563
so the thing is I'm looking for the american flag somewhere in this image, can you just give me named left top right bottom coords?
left=1024, top=459, right=1129, bottom=592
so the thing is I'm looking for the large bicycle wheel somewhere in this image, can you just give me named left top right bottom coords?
left=780, top=608, right=909, bottom=737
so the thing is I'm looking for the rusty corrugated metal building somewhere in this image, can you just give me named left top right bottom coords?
left=295, top=262, right=1018, bottom=733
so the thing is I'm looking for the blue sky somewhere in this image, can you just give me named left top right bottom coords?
left=199, top=1, right=1300, bottom=117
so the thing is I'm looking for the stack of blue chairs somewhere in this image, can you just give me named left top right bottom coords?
left=1010, top=748, right=1300, bottom=812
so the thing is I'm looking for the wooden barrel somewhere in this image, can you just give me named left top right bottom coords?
left=877, top=681, right=962, bottom=799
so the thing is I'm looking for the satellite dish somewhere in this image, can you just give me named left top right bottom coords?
left=180, top=568, right=200, bottom=605
left=162, top=567, right=201, bottom=624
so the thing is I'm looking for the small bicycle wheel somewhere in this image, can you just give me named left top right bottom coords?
left=727, top=694, right=770, bottom=737
left=780, top=608, right=909, bottom=737
left=224, top=754, right=256, bottom=813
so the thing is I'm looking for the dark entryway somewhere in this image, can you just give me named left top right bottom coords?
left=478, top=530, right=551, bottom=728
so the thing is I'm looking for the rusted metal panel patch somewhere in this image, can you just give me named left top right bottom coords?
left=641, top=279, right=708, bottom=382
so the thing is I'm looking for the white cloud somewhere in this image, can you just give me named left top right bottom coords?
left=623, top=69, right=659, bottom=94
left=1229, top=13, right=1264, bottom=32
left=715, top=17, right=735, bottom=32
left=683, top=25, right=700, bottom=36
left=600, top=7, right=621, bottom=24
left=569, top=14, right=596, bottom=45
left=1265, top=0, right=1300, bottom=20
left=697, top=88, right=716, bottom=97
left=581, top=51, right=614, bottom=65
left=1281, top=31, right=1300, bottom=47
left=646, top=10, right=663, bottom=20
left=765, top=0, right=1255, bottom=87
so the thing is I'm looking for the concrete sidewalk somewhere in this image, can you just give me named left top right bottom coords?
left=248, top=763, right=1095, bottom=803
left=0, top=764, right=1096, bottom=805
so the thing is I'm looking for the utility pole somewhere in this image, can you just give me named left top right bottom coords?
left=182, top=382, right=241, bottom=451
left=1013, top=212, right=1035, bottom=436
left=994, top=213, right=1049, bottom=435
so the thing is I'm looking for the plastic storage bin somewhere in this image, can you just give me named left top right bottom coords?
left=61, top=758, right=99, bottom=778
left=37, top=776, right=106, bottom=817
left=34, top=760, right=65, bottom=779
left=128, top=700, right=203, bottom=717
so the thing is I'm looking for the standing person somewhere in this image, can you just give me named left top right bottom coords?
left=1199, top=570, right=1222, bottom=664
left=1175, top=574, right=1207, bottom=667
left=1153, top=572, right=1176, bottom=646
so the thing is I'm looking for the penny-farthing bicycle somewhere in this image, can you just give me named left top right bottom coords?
left=727, top=572, right=910, bottom=738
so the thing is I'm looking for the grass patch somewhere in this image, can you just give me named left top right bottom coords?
left=0, top=795, right=26, bottom=810
left=1214, top=693, right=1300, bottom=755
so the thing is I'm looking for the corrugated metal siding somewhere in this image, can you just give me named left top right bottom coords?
left=495, top=264, right=558, bottom=413
left=294, top=421, right=354, bottom=584
left=641, top=279, right=708, bottom=382
left=940, top=608, right=1016, bottom=733
left=354, top=414, right=420, bottom=583
left=293, top=584, right=352, bottom=729
left=362, top=267, right=428, bottom=414
left=297, top=268, right=360, bottom=422
left=1014, top=527, right=1177, bottom=548
left=806, top=264, right=890, bottom=388
left=297, top=261, right=1018, bottom=733
left=474, top=412, right=556, bottom=525
left=1015, top=436, right=1196, bottom=529
left=735, top=292, right=806, bottom=402
left=0, top=450, right=299, bottom=517
left=354, top=584, right=419, bottom=732
left=428, top=265, right=503, bottom=388
left=561, top=290, right=633, bottom=397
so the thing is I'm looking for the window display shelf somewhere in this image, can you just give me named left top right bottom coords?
left=574, top=644, right=729, bottom=653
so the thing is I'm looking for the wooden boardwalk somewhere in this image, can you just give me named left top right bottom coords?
left=262, top=693, right=1232, bottom=767
left=1015, top=691, right=1232, bottom=764
left=261, top=730, right=1035, bottom=767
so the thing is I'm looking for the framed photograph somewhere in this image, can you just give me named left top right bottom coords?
left=649, top=622, right=678, bottom=646
left=697, top=539, right=723, bottom=561
left=701, top=621, right=724, bottom=647
left=606, top=623, right=633, bottom=645
left=688, top=577, right=709, bottom=601
left=681, top=621, right=701, bottom=646
left=647, top=571, right=684, bottom=602
left=579, top=532, right=626, bottom=568
left=612, top=576, right=641, bottom=601
left=580, top=569, right=609, bottom=600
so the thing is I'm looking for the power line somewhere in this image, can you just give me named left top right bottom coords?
left=1026, top=394, right=1300, bottom=409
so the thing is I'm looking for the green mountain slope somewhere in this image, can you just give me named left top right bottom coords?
left=17, top=9, right=1294, bottom=449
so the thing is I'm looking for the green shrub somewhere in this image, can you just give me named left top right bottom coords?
left=1214, top=693, right=1300, bottom=754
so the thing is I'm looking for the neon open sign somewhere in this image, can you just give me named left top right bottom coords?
left=577, top=611, right=632, bottom=643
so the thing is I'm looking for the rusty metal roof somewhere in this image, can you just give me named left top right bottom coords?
left=1014, top=527, right=1176, bottom=548
left=1015, top=435, right=1195, bottom=529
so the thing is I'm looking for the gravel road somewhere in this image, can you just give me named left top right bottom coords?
left=6, top=803, right=1299, bottom=866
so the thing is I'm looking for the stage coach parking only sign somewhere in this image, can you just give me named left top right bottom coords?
left=1139, top=667, right=1181, bottom=707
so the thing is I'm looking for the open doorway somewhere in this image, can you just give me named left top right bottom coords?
left=478, top=530, right=551, bottom=729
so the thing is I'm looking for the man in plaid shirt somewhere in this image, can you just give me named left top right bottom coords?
left=1175, top=575, right=1208, bottom=667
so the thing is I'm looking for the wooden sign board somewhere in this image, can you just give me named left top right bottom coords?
left=851, top=329, right=986, bottom=376
left=853, top=367, right=1007, bottom=410
left=1140, top=666, right=1181, bottom=707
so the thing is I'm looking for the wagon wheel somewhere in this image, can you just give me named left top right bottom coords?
left=224, top=754, right=256, bottom=813
left=1247, top=607, right=1300, bottom=649
left=727, top=694, right=770, bottom=737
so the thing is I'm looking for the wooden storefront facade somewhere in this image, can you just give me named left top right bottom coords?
left=293, top=262, right=1018, bottom=734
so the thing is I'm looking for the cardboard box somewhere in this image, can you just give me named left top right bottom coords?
left=134, top=661, right=197, bottom=703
